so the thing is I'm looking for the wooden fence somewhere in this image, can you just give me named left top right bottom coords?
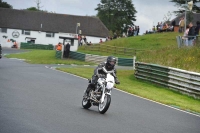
left=83, top=44, right=140, bottom=56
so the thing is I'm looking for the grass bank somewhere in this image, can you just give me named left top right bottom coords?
left=78, top=32, right=200, bottom=72
left=5, top=50, right=94, bottom=65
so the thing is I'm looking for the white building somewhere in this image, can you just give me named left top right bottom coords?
left=0, top=8, right=109, bottom=51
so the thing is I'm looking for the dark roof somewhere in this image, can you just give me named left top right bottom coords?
left=0, top=8, right=109, bottom=37
left=171, top=13, right=200, bottom=26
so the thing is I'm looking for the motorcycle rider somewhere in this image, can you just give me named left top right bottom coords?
left=85, top=56, right=120, bottom=95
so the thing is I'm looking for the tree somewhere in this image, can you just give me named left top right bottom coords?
left=26, top=0, right=55, bottom=13
left=35, top=0, right=43, bottom=10
left=26, top=7, right=39, bottom=11
left=95, top=0, right=137, bottom=34
left=0, top=0, right=13, bottom=8
left=170, top=0, right=200, bottom=14
left=163, top=11, right=173, bottom=24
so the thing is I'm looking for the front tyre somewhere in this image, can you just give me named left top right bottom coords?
left=98, top=95, right=111, bottom=114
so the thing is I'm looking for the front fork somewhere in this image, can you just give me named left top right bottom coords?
left=100, top=87, right=112, bottom=103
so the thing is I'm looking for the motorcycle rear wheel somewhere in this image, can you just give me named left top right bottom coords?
left=82, top=90, right=92, bottom=109
left=98, top=95, right=111, bottom=114
left=82, top=97, right=91, bottom=109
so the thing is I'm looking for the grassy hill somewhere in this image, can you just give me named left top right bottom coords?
left=78, top=32, right=200, bottom=72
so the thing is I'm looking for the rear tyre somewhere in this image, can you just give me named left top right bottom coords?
left=82, top=97, right=91, bottom=109
left=98, top=95, right=111, bottom=114
left=82, top=86, right=92, bottom=109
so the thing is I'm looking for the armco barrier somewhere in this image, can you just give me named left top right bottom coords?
left=21, top=43, right=54, bottom=50
left=69, top=51, right=86, bottom=61
left=134, top=62, right=200, bottom=99
left=118, top=57, right=133, bottom=66
left=55, top=51, right=62, bottom=59
left=69, top=51, right=134, bottom=66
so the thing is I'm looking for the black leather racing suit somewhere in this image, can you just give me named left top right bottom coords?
left=91, top=62, right=118, bottom=84
left=86, top=62, right=119, bottom=94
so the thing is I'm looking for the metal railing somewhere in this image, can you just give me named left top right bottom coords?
left=135, top=62, right=200, bottom=99
left=176, top=35, right=199, bottom=48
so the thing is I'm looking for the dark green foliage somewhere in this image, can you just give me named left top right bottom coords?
left=0, top=0, right=12, bottom=8
left=26, top=7, right=39, bottom=11
left=170, top=0, right=200, bottom=14
left=95, top=0, right=137, bottom=34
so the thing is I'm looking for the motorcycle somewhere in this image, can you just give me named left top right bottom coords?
left=82, top=67, right=115, bottom=114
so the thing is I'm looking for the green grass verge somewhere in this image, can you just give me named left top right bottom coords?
left=5, top=50, right=95, bottom=65
left=57, top=67, right=200, bottom=114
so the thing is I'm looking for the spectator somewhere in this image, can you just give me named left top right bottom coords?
left=171, top=20, right=176, bottom=31
left=65, top=43, right=70, bottom=58
left=56, top=42, right=62, bottom=51
left=113, top=33, right=117, bottom=39
left=152, top=26, right=156, bottom=33
left=160, top=22, right=163, bottom=32
left=156, top=22, right=160, bottom=32
left=134, top=26, right=137, bottom=36
left=100, top=39, right=103, bottom=43
left=188, top=22, right=196, bottom=46
left=182, top=25, right=190, bottom=46
left=137, top=26, right=140, bottom=35
left=127, top=27, right=132, bottom=37
left=179, top=17, right=185, bottom=33
left=12, top=41, right=18, bottom=48
left=83, top=36, right=87, bottom=44
left=167, top=24, right=173, bottom=31
left=78, top=35, right=82, bottom=46
left=80, top=39, right=84, bottom=46
left=195, top=21, right=200, bottom=41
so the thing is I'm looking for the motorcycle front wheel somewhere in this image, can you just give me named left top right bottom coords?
left=98, top=95, right=111, bottom=114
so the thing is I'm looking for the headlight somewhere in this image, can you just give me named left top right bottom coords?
left=106, top=82, right=114, bottom=90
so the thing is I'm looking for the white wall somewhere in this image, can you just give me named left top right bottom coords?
left=0, top=28, right=106, bottom=51
left=82, top=36, right=107, bottom=44
left=0, top=29, right=79, bottom=51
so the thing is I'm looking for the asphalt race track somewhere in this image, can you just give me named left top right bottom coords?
left=0, top=48, right=200, bottom=133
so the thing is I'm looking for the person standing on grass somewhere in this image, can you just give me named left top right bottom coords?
left=179, top=17, right=184, bottom=33
left=182, top=25, right=190, bottom=46
left=56, top=42, right=62, bottom=51
left=195, top=21, right=200, bottom=42
left=137, top=26, right=140, bottom=36
left=65, top=43, right=70, bottom=58
left=188, top=22, right=196, bottom=46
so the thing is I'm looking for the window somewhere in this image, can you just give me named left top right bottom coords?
left=22, top=30, right=30, bottom=35
left=1, top=28, right=7, bottom=33
left=27, top=40, right=35, bottom=43
left=46, top=32, right=55, bottom=37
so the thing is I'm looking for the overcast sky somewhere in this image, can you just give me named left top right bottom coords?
left=4, top=0, right=179, bottom=35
